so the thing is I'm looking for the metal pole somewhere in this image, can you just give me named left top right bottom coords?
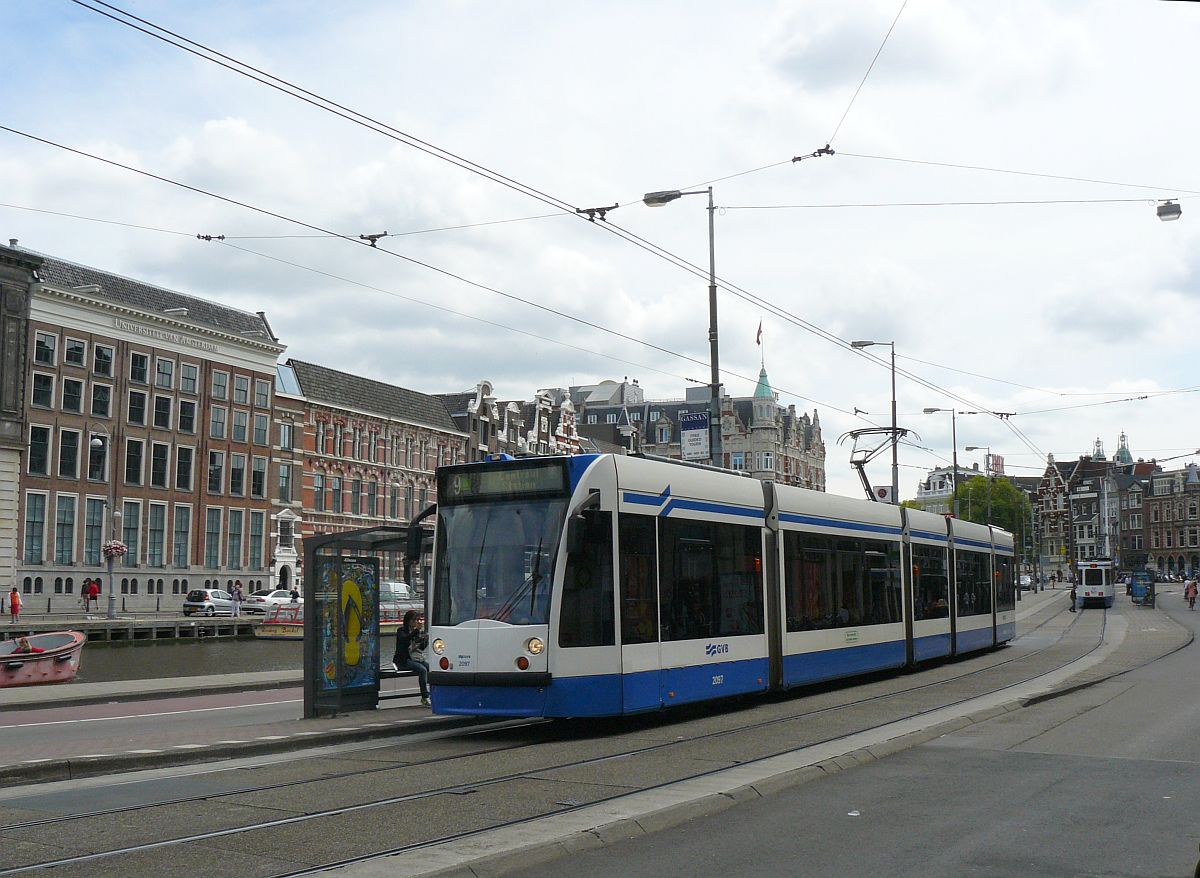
left=951, top=410, right=960, bottom=518
left=890, top=342, right=898, bottom=504
left=707, top=186, right=721, bottom=469
left=106, top=496, right=117, bottom=619
left=986, top=447, right=993, bottom=526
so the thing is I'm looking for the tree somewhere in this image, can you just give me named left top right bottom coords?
left=952, top=476, right=1031, bottom=534
left=901, top=499, right=923, bottom=511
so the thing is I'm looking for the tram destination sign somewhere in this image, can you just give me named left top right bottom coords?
left=679, top=411, right=710, bottom=461
left=442, top=460, right=568, bottom=502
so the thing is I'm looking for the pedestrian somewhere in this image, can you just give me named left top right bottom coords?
left=8, top=587, right=20, bottom=623
left=231, top=580, right=243, bottom=617
left=1186, top=578, right=1198, bottom=611
left=1069, top=583, right=1077, bottom=612
left=392, top=609, right=430, bottom=706
left=90, top=579, right=101, bottom=611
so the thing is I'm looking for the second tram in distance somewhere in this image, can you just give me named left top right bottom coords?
left=1075, top=559, right=1116, bottom=609
left=427, top=453, right=1016, bottom=718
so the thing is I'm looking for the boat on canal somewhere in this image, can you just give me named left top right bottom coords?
left=0, top=631, right=86, bottom=687
left=253, top=603, right=305, bottom=640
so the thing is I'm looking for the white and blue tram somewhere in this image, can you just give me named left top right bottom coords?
left=427, top=454, right=1016, bottom=717
left=1075, top=559, right=1116, bottom=609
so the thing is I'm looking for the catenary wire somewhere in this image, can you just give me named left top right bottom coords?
left=65, top=0, right=1008, bottom=418
left=828, top=0, right=910, bottom=145
left=721, top=197, right=1163, bottom=209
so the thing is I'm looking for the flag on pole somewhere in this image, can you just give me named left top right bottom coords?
left=756, top=319, right=763, bottom=345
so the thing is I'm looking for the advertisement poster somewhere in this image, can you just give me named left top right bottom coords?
left=317, top=556, right=380, bottom=691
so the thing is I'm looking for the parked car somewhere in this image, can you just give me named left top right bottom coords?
left=244, top=588, right=302, bottom=614
left=381, top=581, right=423, bottom=624
left=1019, top=575, right=1033, bottom=591
left=182, top=588, right=234, bottom=616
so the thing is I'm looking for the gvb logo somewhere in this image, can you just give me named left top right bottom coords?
left=705, top=643, right=729, bottom=657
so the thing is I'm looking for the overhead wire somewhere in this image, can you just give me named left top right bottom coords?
left=828, top=0, right=910, bottom=145
left=64, top=0, right=995, bottom=417
left=722, top=197, right=1163, bottom=209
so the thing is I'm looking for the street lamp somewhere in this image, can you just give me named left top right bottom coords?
left=966, top=445, right=993, bottom=526
left=89, top=428, right=122, bottom=619
left=852, top=340, right=897, bottom=504
left=644, top=186, right=721, bottom=468
left=922, top=408, right=960, bottom=518
left=1157, top=199, right=1182, bottom=222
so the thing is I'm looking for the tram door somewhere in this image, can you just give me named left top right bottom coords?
left=618, top=514, right=662, bottom=712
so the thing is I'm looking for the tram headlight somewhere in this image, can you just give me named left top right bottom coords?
left=432, top=638, right=445, bottom=655
left=525, top=637, right=544, bottom=656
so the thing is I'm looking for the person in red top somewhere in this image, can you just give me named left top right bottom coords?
left=11, top=637, right=43, bottom=654
left=88, top=579, right=101, bottom=611
left=8, top=587, right=19, bottom=623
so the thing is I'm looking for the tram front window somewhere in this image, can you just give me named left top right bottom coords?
left=433, top=499, right=567, bottom=626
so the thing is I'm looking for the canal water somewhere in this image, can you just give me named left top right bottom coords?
left=75, top=638, right=303, bottom=684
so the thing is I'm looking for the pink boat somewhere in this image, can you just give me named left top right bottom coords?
left=0, top=631, right=86, bottom=687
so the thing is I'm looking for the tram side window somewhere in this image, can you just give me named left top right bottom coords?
left=658, top=517, right=763, bottom=642
left=559, top=510, right=615, bottom=648
left=955, top=549, right=992, bottom=617
left=784, top=532, right=902, bottom=630
left=619, top=514, right=658, bottom=645
left=911, top=543, right=950, bottom=619
left=995, top=556, right=1015, bottom=612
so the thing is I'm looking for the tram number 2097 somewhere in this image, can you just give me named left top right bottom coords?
left=711, top=675, right=724, bottom=686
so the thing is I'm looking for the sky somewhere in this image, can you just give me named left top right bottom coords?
left=4, top=0, right=1200, bottom=500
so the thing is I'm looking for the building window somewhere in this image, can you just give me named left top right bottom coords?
left=248, top=512, right=264, bottom=571
left=232, top=410, right=249, bottom=443
left=204, top=508, right=222, bottom=568
left=23, top=493, right=47, bottom=563
left=226, top=509, right=243, bottom=569
left=32, top=372, right=54, bottom=408
left=125, top=438, right=144, bottom=485
left=180, top=362, right=198, bottom=393
left=173, top=506, right=191, bottom=568
left=178, top=399, right=196, bottom=433
left=54, top=495, right=76, bottom=565
left=128, top=390, right=147, bottom=425
left=91, top=383, right=111, bottom=418
left=61, top=378, right=84, bottom=413
left=93, top=345, right=114, bottom=377
left=150, top=442, right=170, bottom=489
left=34, top=331, right=56, bottom=366
left=280, top=422, right=294, bottom=450
left=229, top=453, right=246, bottom=497
left=28, top=426, right=51, bottom=475
left=211, top=371, right=228, bottom=400
left=58, top=429, right=80, bottom=479
left=87, top=439, right=107, bottom=481
left=316, top=421, right=327, bottom=454
left=405, top=484, right=414, bottom=520
left=176, top=446, right=194, bottom=491
left=279, top=464, right=292, bottom=502
left=233, top=375, right=249, bottom=405
left=351, top=478, right=361, bottom=515
left=367, top=481, right=377, bottom=518
left=208, top=451, right=225, bottom=494
left=314, top=473, right=326, bottom=512
left=84, top=498, right=104, bottom=565
left=251, top=457, right=267, bottom=499
left=253, top=413, right=269, bottom=445
left=657, top=426, right=670, bottom=443
left=389, top=483, right=399, bottom=519
left=210, top=406, right=227, bottom=440
left=606, top=413, right=617, bottom=424
left=153, top=396, right=173, bottom=430
left=254, top=379, right=271, bottom=408
left=63, top=338, right=86, bottom=367
left=331, top=476, right=342, bottom=513
left=147, top=503, right=166, bottom=567
left=130, top=352, right=149, bottom=384
left=122, top=500, right=140, bottom=567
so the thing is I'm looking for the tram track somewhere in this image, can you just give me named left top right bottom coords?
left=0, top=602, right=1108, bottom=876
left=0, top=598, right=1076, bottom=837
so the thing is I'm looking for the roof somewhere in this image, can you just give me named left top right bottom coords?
left=288, top=359, right=461, bottom=433
left=30, top=249, right=275, bottom=339
left=753, top=366, right=774, bottom=399
left=435, top=391, right=477, bottom=419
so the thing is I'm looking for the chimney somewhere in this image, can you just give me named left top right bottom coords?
left=7, top=239, right=17, bottom=248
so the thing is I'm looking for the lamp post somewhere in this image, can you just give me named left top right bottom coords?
left=852, top=340, right=897, bottom=504
left=88, top=428, right=122, bottom=619
left=966, top=445, right=992, bottom=526
left=922, top=408, right=960, bottom=518
left=644, top=186, right=721, bottom=468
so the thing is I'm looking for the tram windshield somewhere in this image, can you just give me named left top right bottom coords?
left=433, top=498, right=567, bottom=626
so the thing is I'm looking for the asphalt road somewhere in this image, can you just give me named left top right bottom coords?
left=505, top=593, right=1200, bottom=878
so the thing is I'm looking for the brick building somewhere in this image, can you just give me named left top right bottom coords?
left=11, top=243, right=285, bottom=611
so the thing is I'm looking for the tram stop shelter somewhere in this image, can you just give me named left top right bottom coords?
left=302, top=522, right=432, bottom=718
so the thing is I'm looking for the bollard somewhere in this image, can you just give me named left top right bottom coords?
left=156, top=596, right=161, bottom=612
left=122, top=597, right=127, bottom=613
left=47, top=598, right=51, bottom=613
